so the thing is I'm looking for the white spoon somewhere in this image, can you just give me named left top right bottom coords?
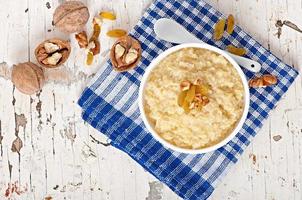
left=154, top=18, right=261, bottom=73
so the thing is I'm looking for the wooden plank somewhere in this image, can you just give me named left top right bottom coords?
left=0, top=0, right=301, bottom=199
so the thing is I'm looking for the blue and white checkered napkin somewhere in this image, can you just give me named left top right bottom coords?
left=78, top=0, right=299, bottom=199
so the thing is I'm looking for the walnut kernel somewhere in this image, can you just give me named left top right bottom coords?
left=125, top=48, right=138, bottom=64
left=44, top=42, right=60, bottom=53
left=249, top=74, right=278, bottom=88
left=114, top=44, right=126, bottom=59
left=75, top=31, right=88, bottom=48
left=43, top=52, right=62, bottom=66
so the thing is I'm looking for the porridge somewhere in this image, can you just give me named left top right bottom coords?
left=143, top=47, right=244, bottom=149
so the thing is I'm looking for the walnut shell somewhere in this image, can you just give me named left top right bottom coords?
left=53, top=1, right=89, bottom=33
left=35, top=38, right=71, bottom=68
left=110, top=36, right=142, bottom=72
left=11, top=62, right=45, bottom=95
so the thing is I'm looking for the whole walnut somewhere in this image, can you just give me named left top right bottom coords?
left=11, top=62, right=45, bottom=95
left=53, top=1, right=89, bottom=33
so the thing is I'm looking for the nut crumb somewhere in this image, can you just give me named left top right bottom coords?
left=273, top=135, right=282, bottom=142
left=89, top=41, right=100, bottom=55
left=249, top=154, right=256, bottom=165
left=180, top=80, right=191, bottom=91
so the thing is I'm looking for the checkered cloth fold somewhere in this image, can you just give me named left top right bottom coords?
left=78, top=0, right=299, bottom=199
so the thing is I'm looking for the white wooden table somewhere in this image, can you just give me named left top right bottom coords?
left=0, top=0, right=301, bottom=199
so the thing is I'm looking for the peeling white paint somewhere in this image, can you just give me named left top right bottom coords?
left=0, top=0, right=301, bottom=200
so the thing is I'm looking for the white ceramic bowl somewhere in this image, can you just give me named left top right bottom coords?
left=138, top=43, right=250, bottom=154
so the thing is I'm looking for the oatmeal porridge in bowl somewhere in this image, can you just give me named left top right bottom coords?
left=138, top=43, right=250, bottom=154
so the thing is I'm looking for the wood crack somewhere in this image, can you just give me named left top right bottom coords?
left=275, top=19, right=302, bottom=38
left=89, top=135, right=110, bottom=147
left=0, top=120, right=3, bottom=157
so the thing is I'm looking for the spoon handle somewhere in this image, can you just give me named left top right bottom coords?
left=225, top=52, right=261, bottom=73
left=154, top=18, right=261, bottom=73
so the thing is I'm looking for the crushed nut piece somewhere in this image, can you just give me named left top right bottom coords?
left=249, top=74, right=278, bottom=88
left=201, top=96, right=210, bottom=105
left=193, top=78, right=202, bottom=85
left=44, top=42, right=60, bottom=53
left=189, top=102, right=196, bottom=109
left=87, top=41, right=95, bottom=50
left=194, top=93, right=203, bottom=102
left=93, top=16, right=102, bottom=26
left=89, top=40, right=100, bottom=55
left=75, top=31, right=88, bottom=48
left=180, top=80, right=191, bottom=91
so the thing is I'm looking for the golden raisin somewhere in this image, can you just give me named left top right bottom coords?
left=195, top=84, right=209, bottom=96
left=185, top=85, right=196, bottom=103
left=107, top=29, right=127, bottom=38
left=86, top=51, right=94, bottom=65
left=182, top=101, right=190, bottom=114
left=226, top=14, right=235, bottom=34
left=178, top=90, right=188, bottom=107
left=226, top=45, right=246, bottom=56
left=213, top=19, right=226, bottom=41
left=99, top=11, right=116, bottom=20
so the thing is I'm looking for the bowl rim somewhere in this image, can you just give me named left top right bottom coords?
left=138, top=43, right=250, bottom=154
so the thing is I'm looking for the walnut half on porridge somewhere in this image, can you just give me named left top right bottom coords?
left=177, top=79, right=210, bottom=113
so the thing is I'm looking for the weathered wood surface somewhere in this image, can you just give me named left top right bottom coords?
left=0, top=0, right=301, bottom=199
